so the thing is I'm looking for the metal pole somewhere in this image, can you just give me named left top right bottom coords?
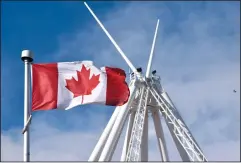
left=121, top=111, right=135, bottom=161
left=21, top=50, right=33, bottom=162
left=99, top=106, right=127, bottom=161
left=108, top=113, right=129, bottom=160
left=151, top=110, right=169, bottom=161
left=162, top=91, right=205, bottom=157
left=141, top=111, right=148, bottom=161
left=98, top=84, right=137, bottom=161
left=83, top=2, right=138, bottom=75
left=146, top=19, right=159, bottom=78
left=88, top=106, right=121, bottom=161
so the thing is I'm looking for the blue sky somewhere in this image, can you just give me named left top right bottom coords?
left=2, top=1, right=117, bottom=131
left=1, top=1, right=240, bottom=161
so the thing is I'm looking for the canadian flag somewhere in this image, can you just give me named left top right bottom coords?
left=31, top=61, right=130, bottom=111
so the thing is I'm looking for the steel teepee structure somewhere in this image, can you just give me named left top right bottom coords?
left=84, top=2, right=207, bottom=161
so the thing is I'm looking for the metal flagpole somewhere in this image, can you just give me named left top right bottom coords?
left=21, top=50, right=33, bottom=162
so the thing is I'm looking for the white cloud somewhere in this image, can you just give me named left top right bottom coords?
left=2, top=1, right=240, bottom=161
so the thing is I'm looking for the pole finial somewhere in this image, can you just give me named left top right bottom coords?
left=21, top=50, right=33, bottom=62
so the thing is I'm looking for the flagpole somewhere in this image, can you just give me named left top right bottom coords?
left=21, top=50, right=33, bottom=162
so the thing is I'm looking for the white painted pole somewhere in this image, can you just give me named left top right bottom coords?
left=141, top=111, right=149, bottom=161
left=98, top=84, right=137, bottom=161
left=88, top=106, right=121, bottom=161
left=146, top=19, right=159, bottom=78
left=21, top=50, right=33, bottom=162
left=83, top=2, right=138, bottom=75
left=121, top=111, right=135, bottom=161
left=108, top=113, right=128, bottom=160
left=151, top=110, right=169, bottom=161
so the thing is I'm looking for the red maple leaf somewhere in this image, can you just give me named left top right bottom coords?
left=65, top=64, right=100, bottom=104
